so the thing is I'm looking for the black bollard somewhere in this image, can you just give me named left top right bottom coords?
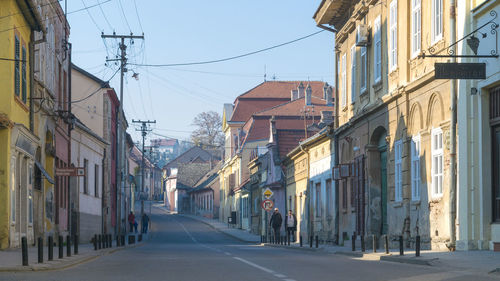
left=372, top=234, right=377, bottom=253
left=38, top=237, right=43, bottom=263
left=416, top=235, right=421, bottom=257
left=399, top=236, right=404, bottom=256
left=121, top=235, right=125, bottom=246
left=22, top=237, right=28, bottom=266
left=361, top=235, right=365, bottom=252
left=300, top=236, right=303, bottom=247
left=384, top=235, right=389, bottom=254
left=309, top=236, right=313, bottom=248
left=116, top=235, right=120, bottom=247
left=66, top=235, right=71, bottom=257
left=93, top=234, right=98, bottom=250
left=315, top=235, right=319, bottom=248
left=58, top=235, right=63, bottom=259
left=128, top=235, right=135, bottom=244
left=288, top=233, right=290, bottom=246
left=74, top=235, right=79, bottom=255
left=352, top=235, right=356, bottom=251
left=48, top=236, right=54, bottom=261
left=109, top=234, right=112, bottom=247
left=138, top=234, right=142, bottom=242
left=98, top=235, right=102, bottom=249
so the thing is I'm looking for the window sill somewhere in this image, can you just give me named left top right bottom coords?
left=372, top=80, right=383, bottom=92
left=15, top=96, right=29, bottom=112
left=392, top=201, right=403, bottom=208
left=430, top=195, right=443, bottom=202
left=342, top=106, right=348, bottom=112
left=411, top=199, right=421, bottom=206
left=360, top=88, right=368, bottom=96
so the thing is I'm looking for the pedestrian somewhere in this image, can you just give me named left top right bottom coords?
left=285, top=210, right=297, bottom=242
left=269, top=208, right=282, bottom=244
left=128, top=211, right=135, bottom=233
left=133, top=219, right=138, bottom=233
left=142, top=213, right=150, bottom=234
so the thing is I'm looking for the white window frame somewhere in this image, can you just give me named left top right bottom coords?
left=360, top=47, right=367, bottom=93
left=341, top=53, right=347, bottom=108
left=374, top=16, right=382, bottom=83
left=431, top=128, right=444, bottom=197
left=351, top=45, right=356, bottom=103
left=411, top=135, right=421, bottom=201
left=431, top=0, right=443, bottom=44
left=411, top=0, right=421, bottom=58
left=394, top=139, right=403, bottom=202
left=389, top=0, right=398, bottom=71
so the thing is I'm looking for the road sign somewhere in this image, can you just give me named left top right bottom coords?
left=55, top=167, right=85, bottom=177
left=261, top=199, right=274, bottom=211
left=435, top=63, right=486, bottom=79
left=263, top=188, right=273, bottom=199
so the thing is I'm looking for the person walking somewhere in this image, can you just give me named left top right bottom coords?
left=133, top=219, right=138, bottom=233
left=269, top=208, right=282, bottom=244
left=128, top=212, right=135, bottom=233
left=285, top=210, right=297, bottom=242
left=142, top=213, right=150, bottom=234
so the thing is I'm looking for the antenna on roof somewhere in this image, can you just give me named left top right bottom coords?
left=272, top=74, right=276, bottom=81
left=264, top=65, right=267, bottom=82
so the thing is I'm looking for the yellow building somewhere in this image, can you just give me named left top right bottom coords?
left=315, top=0, right=454, bottom=249
left=0, top=0, right=43, bottom=248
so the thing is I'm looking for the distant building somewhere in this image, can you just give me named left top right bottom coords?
left=151, top=138, right=179, bottom=155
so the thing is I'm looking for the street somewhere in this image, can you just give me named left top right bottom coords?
left=0, top=205, right=497, bottom=281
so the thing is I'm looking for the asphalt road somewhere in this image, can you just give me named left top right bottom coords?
left=1, top=205, right=498, bottom=281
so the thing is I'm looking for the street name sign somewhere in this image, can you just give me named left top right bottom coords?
left=435, top=63, right=486, bottom=80
left=55, top=167, right=85, bottom=177
left=263, top=188, right=273, bottom=199
left=261, top=199, right=274, bottom=211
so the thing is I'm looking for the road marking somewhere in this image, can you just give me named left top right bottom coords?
left=224, top=252, right=232, bottom=256
left=233, top=257, right=275, bottom=274
left=274, top=274, right=287, bottom=278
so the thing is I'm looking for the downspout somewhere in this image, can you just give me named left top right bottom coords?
left=299, top=144, right=310, bottom=239
left=102, top=151, right=106, bottom=234
left=448, top=0, right=457, bottom=250
left=67, top=42, right=73, bottom=237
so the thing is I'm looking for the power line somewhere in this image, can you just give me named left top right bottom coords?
left=129, top=30, right=325, bottom=67
left=81, top=0, right=102, bottom=31
left=117, top=0, right=131, bottom=31
left=132, top=0, right=144, bottom=33
left=97, top=0, right=114, bottom=31
left=0, top=0, right=62, bottom=20
left=71, top=67, right=120, bottom=103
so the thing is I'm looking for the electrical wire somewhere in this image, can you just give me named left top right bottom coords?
left=0, top=0, right=63, bottom=20
left=97, top=0, right=114, bottom=31
left=71, top=67, right=120, bottom=103
left=81, top=0, right=102, bottom=31
left=132, top=0, right=144, bottom=33
left=130, top=30, right=325, bottom=67
left=117, top=0, right=131, bottom=31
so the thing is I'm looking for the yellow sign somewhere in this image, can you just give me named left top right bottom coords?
left=263, top=188, right=273, bottom=199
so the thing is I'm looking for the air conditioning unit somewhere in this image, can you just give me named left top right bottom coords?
left=356, top=24, right=370, bottom=46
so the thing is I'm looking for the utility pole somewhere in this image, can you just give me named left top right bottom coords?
left=132, top=119, right=156, bottom=217
left=101, top=33, right=144, bottom=236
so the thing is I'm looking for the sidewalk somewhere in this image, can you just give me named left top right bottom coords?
left=156, top=205, right=260, bottom=243
left=0, top=233, right=149, bottom=272
left=264, top=241, right=500, bottom=275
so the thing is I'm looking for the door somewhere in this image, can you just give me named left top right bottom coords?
left=380, top=149, right=388, bottom=234
left=492, top=125, right=500, bottom=221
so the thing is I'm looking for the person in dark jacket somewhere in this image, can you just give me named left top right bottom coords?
left=269, top=208, right=283, bottom=243
left=285, top=210, right=297, bottom=242
left=128, top=212, right=135, bottom=233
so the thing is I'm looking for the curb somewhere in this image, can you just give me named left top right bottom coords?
left=380, top=255, right=437, bottom=266
left=334, top=251, right=364, bottom=258
left=263, top=243, right=324, bottom=252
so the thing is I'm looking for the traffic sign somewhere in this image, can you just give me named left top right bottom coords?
left=263, top=188, right=273, bottom=199
left=55, top=167, right=85, bottom=177
left=261, top=199, right=274, bottom=211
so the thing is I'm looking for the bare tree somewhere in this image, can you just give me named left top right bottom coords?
left=191, top=111, right=224, bottom=148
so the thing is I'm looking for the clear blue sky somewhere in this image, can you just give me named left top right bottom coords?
left=67, top=0, right=335, bottom=144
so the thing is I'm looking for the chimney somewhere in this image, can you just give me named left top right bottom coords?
left=291, top=89, right=298, bottom=101
left=320, top=111, right=334, bottom=125
left=269, top=116, right=277, bottom=144
left=323, top=82, right=329, bottom=100
left=298, top=82, right=305, bottom=98
left=326, top=86, right=333, bottom=107
left=305, top=84, right=312, bottom=106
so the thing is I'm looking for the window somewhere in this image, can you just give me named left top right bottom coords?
left=83, top=159, right=88, bottom=194
left=95, top=164, right=99, bottom=197
left=432, top=128, right=444, bottom=197
left=14, top=35, right=20, bottom=97
left=351, top=45, right=356, bottom=103
left=341, top=53, right=347, bottom=108
left=389, top=0, right=398, bottom=71
left=315, top=182, right=322, bottom=217
left=360, top=47, right=367, bottom=93
left=411, top=135, right=421, bottom=201
left=326, top=179, right=332, bottom=215
left=22, top=46, right=27, bottom=103
left=432, top=0, right=443, bottom=44
left=411, top=0, right=421, bottom=57
left=374, top=16, right=382, bottom=83
left=394, top=139, right=403, bottom=202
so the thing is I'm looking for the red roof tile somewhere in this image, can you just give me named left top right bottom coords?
left=230, top=99, right=286, bottom=122
left=237, top=81, right=326, bottom=100
left=254, top=96, right=334, bottom=117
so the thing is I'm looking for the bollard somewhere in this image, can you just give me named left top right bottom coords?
left=128, top=235, right=135, bottom=244
left=288, top=234, right=290, bottom=246
left=74, top=235, right=79, bottom=255
left=66, top=235, right=71, bottom=257
left=416, top=235, right=421, bottom=257
left=22, top=237, right=28, bottom=266
left=361, top=235, right=365, bottom=252
left=104, top=234, right=108, bottom=248
left=352, top=235, right=356, bottom=251
left=121, top=235, right=125, bottom=246
left=309, top=236, right=313, bottom=248
left=315, top=235, right=319, bottom=248
left=48, top=236, right=54, bottom=261
left=109, top=234, right=112, bottom=247
left=98, top=235, right=102, bottom=249
left=116, top=235, right=120, bottom=247
left=93, top=234, right=98, bottom=250
left=300, top=236, right=303, bottom=247
left=399, top=236, right=404, bottom=256
left=58, top=235, right=63, bottom=259
left=384, top=235, right=389, bottom=254
left=38, top=237, right=43, bottom=263
left=372, top=234, right=377, bottom=253
left=138, top=234, right=142, bottom=242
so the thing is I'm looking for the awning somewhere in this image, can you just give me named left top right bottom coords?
left=35, top=161, right=54, bottom=185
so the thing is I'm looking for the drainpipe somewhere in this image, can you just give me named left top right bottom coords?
left=448, top=0, right=457, bottom=250
left=299, top=144, right=311, bottom=239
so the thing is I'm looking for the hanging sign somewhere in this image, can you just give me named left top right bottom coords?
left=435, top=63, right=486, bottom=79
left=55, top=167, right=85, bottom=177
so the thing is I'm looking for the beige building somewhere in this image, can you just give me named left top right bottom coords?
left=315, top=0, right=454, bottom=249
